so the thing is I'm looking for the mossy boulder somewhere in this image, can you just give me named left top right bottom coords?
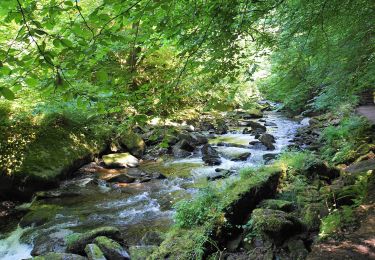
left=66, top=226, right=122, bottom=254
left=94, top=236, right=130, bottom=260
left=20, top=204, right=61, bottom=228
left=258, top=199, right=295, bottom=212
left=302, top=202, right=328, bottom=231
left=85, top=243, right=106, bottom=260
left=119, top=131, right=145, bottom=158
left=250, top=209, right=305, bottom=245
left=129, top=245, right=157, bottom=260
left=304, top=160, right=340, bottom=181
left=29, top=252, right=87, bottom=260
left=0, top=113, right=111, bottom=201
left=102, top=153, right=139, bottom=168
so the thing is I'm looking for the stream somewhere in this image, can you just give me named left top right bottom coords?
left=0, top=110, right=302, bottom=259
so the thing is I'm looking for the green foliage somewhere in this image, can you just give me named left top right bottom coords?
left=320, top=116, right=372, bottom=163
left=259, top=0, right=375, bottom=114
left=173, top=187, right=223, bottom=229
left=319, top=206, right=355, bottom=239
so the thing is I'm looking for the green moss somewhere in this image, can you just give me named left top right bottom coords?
left=258, top=199, right=294, bottom=212
left=209, top=135, right=250, bottom=146
left=85, top=243, right=106, bottom=260
left=20, top=204, right=62, bottom=227
left=153, top=165, right=282, bottom=258
left=140, top=160, right=203, bottom=178
left=118, top=130, right=145, bottom=157
left=149, top=226, right=212, bottom=260
left=94, top=236, right=123, bottom=251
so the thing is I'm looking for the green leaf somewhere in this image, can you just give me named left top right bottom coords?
left=0, top=65, right=11, bottom=75
left=96, top=70, right=108, bottom=82
left=0, top=87, right=15, bottom=100
left=64, top=1, right=73, bottom=6
left=61, top=39, right=73, bottom=47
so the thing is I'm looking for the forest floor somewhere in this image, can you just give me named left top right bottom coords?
left=307, top=162, right=375, bottom=260
left=357, top=106, right=375, bottom=124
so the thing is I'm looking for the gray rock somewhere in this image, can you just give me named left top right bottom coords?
left=263, top=153, right=278, bottom=164
left=259, top=134, right=276, bottom=150
left=172, top=139, right=195, bottom=158
left=201, top=144, right=221, bottom=165
left=264, top=121, right=277, bottom=127
left=94, top=236, right=130, bottom=260
left=85, top=243, right=106, bottom=260
left=106, top=174, right=135, bottom=183
left=102, top=153, right=139, bottom=168
left=66, top=227, right=122, bottom=254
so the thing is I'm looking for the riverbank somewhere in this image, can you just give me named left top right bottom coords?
left=1, top=102, right=374, bottom=260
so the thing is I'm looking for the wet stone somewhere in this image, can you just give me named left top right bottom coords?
left=85, top=243, right=106, bottom=260
left=94, top=236, right=130, bottom=260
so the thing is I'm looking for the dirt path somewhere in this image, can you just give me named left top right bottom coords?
left=307, top=173, right=375, bottom=260
left=357, top=106, right=375, bottom=124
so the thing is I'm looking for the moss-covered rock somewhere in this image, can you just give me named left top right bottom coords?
left=66, top=226, right=122, bottom=254
left=258, top=199, right=295, bottom=212
left=84, top=243, right=106, bottom=260
left=94, top=236, right=130, bottom=260
left=19, top=204, right=62, bottom=228
left=302, top=202, right=328, bottom=231
left=129, top=245, right=157, bottom=260
left=119, top=131, right=146, bottom=158
left=250, top=209, right=305, bottom=244
left=0, top=113, right=111, bottom=201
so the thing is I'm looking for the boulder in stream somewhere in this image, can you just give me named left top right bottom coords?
left=119, top=130, right=146, bottom=158
left=172, top=139, right=195, bottom=158
left=85, top=243, right=106, bottom=260
left=66, top=226, right=122, bottom=254
left=94, top=236, right=130, bottom=260
left=201, top=144, right=222, bottom=165
left=259, top=133, right=276, bottom=150
left=102, top=153, right=139, bottom=168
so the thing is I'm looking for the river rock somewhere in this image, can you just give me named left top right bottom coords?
left=105, top=173, right=135, bottom=183
left=217, top=147, right=251, bottom=161
left=102, top=153, right=139, bottom=168
left=249, top=141, right=267, bottom=150
left=259, top=133, right=276, bottom=150
left=250, top=208, right=305, bottom=245
left=172, top=139, right=195, bottom=158
left=201, top=144, right=221, bottom=165
left=214, top=121, right=229, bottom=135
left=264, top=121, right=277, bottom=127
left=263, top=153, right=278, bottom=164
left=66, top=226, right=122, bottom=254
left=28, top=252, right=87, bottom=260
left=94, top=236, right=130, bottom=260
left=207, top=170, right=231, bottom=181
left=242, top=128, right=251, bottom=134
left=31, top=229, right=73, bottom=256
left=217, top=142, right=249, bottom=149
left=240, top=121, right=267, bottom=134
left=85, top=243, right=106, bottom=260
left=119, top=131, right=146, bottom=158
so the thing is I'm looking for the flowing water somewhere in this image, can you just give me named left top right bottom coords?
left=0, top=111, right=302, bottom=259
